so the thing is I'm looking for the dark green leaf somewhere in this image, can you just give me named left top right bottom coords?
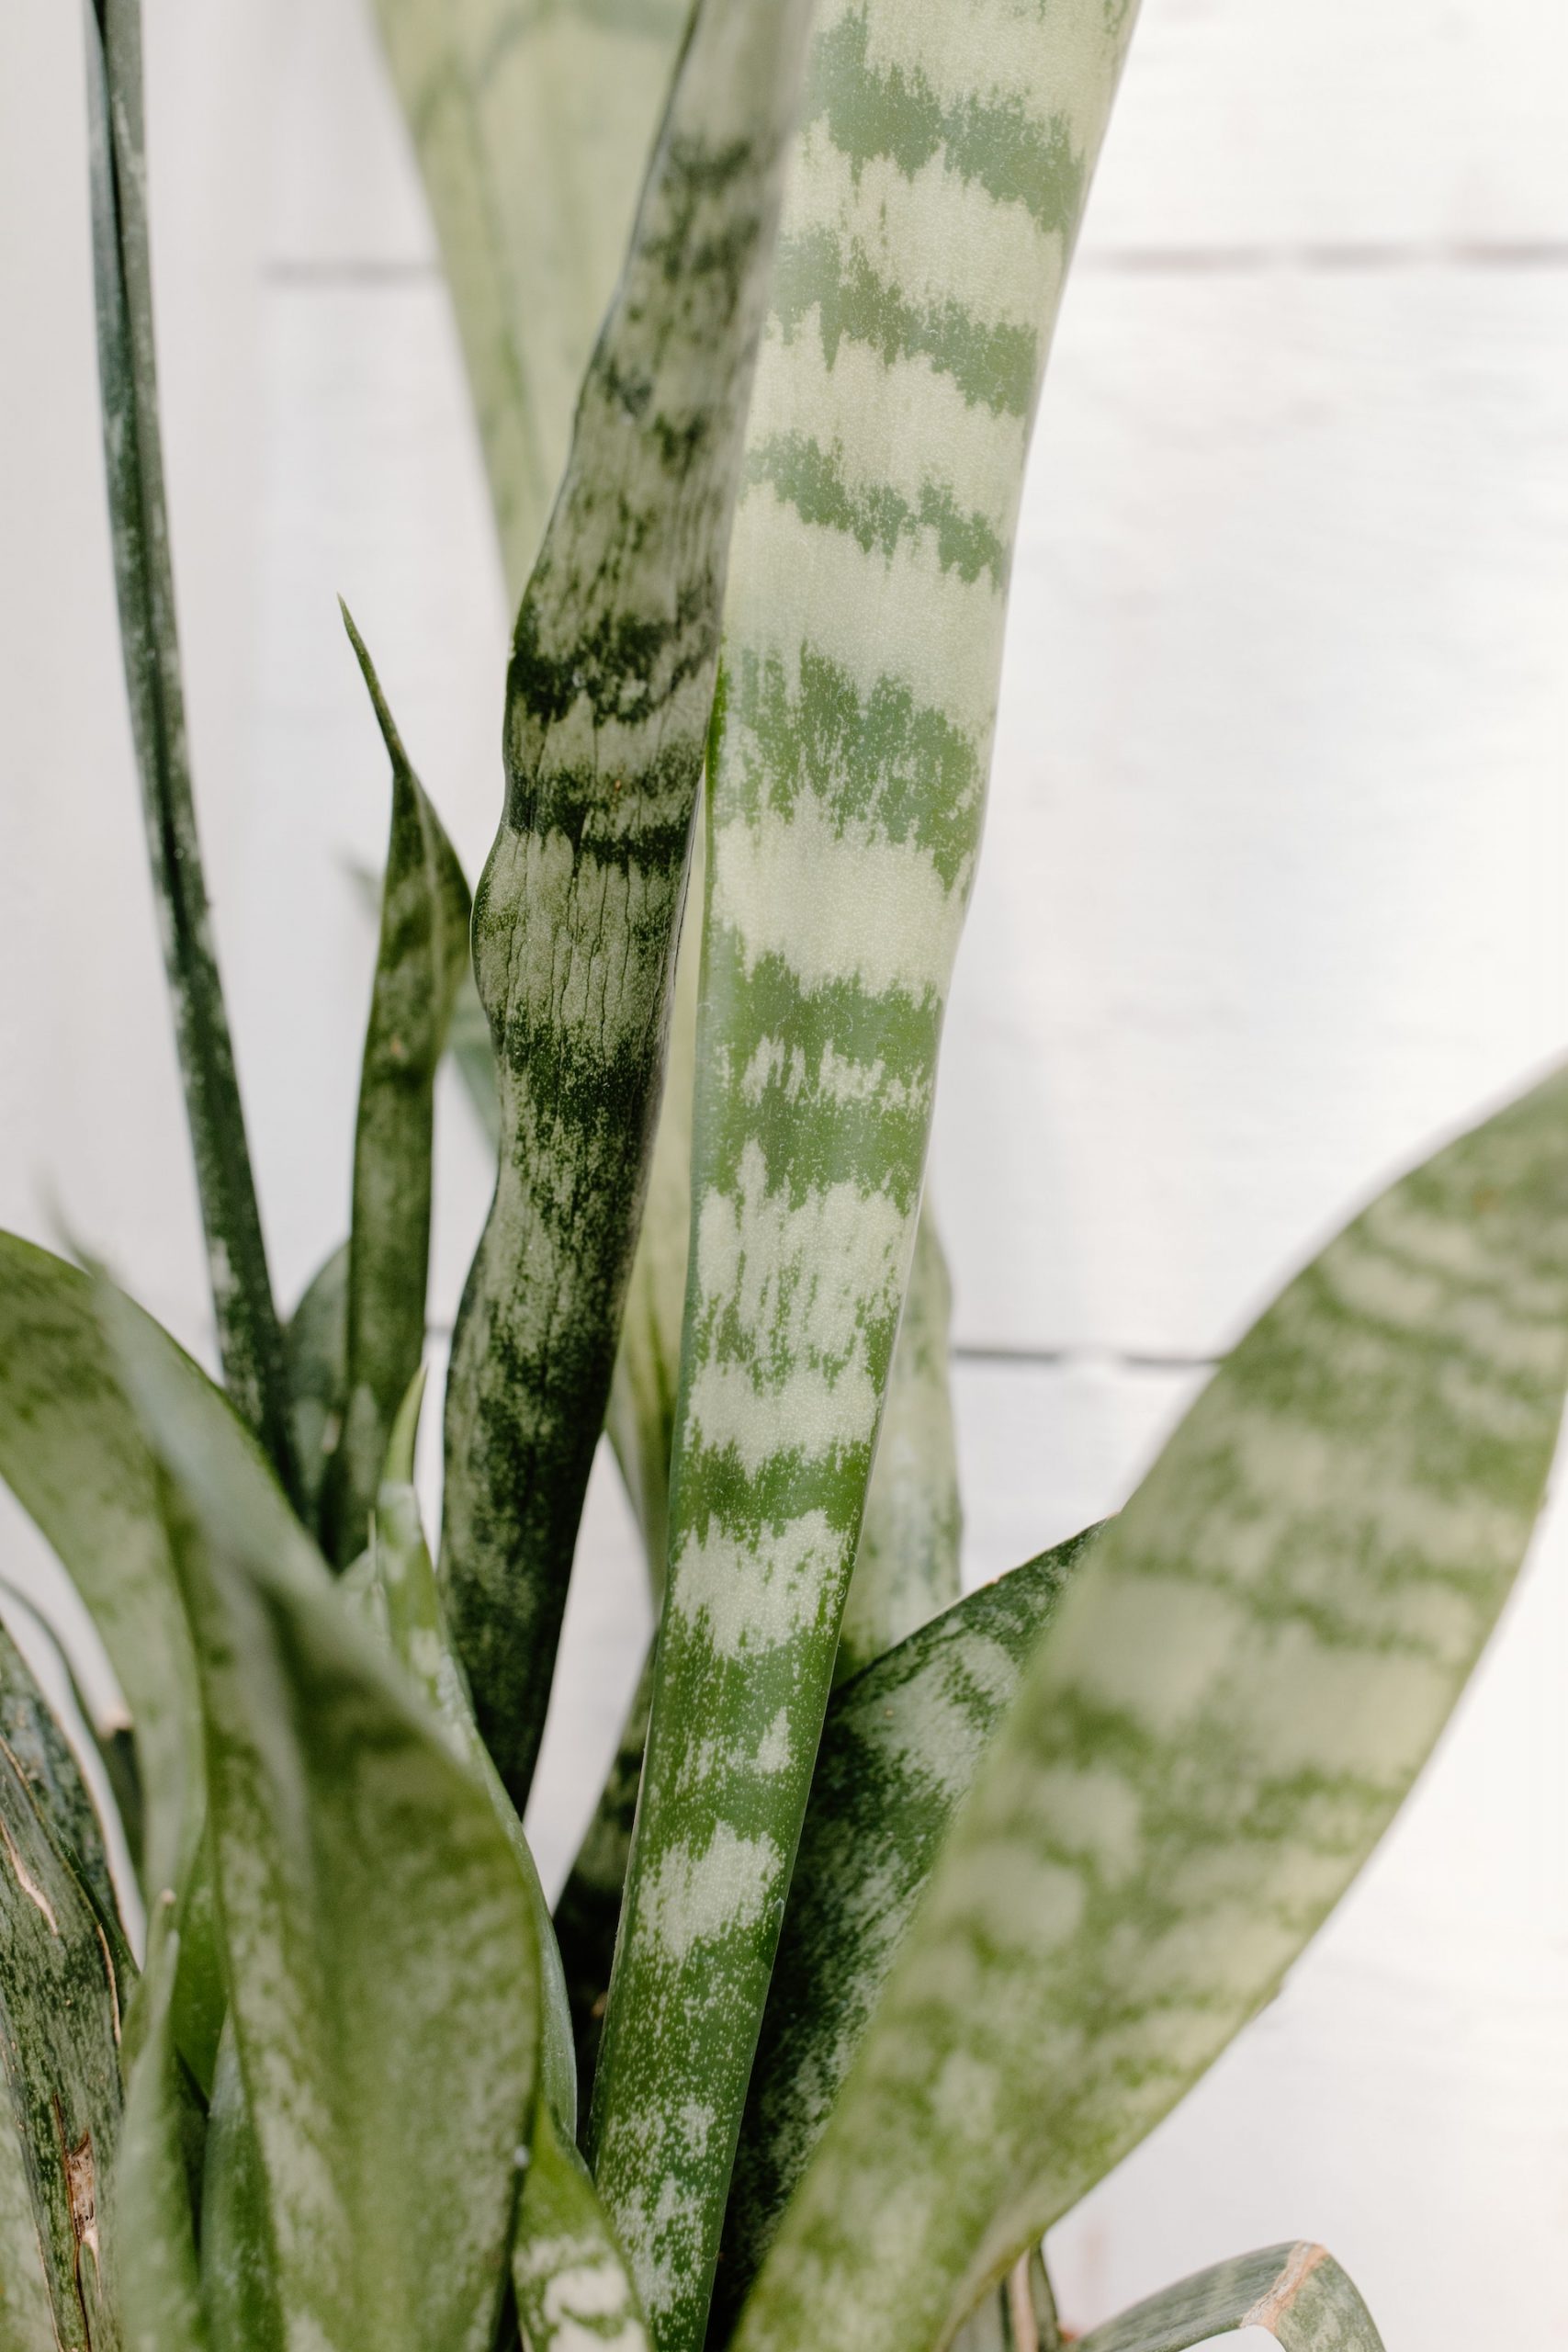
left=284, top=1240, right=347, bottom=1544
left=0, top=1615, right=118, bottom=1925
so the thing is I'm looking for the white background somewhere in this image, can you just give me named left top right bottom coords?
left=3, top=0, right=1567, bottom=2342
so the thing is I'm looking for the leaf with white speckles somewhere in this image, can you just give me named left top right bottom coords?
left=0, top=1617, right=118, bottom=1928
left=317, top=615, right=473, bottom=1570
left=1075, top=2241, right=1384, bottom=2352
left=592, top=5, right=1143, bottom=2342
left=84, top=0, right=294, bottom=1495
left=733, top=1064, right=1568, bottom=2352
left=98, top=1281, right=542, bottom=2352
left=514, top=2100, right=650, bottom=2352
left=441, top=0, right=818, bottom=1815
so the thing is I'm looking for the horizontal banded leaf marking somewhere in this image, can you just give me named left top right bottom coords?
left=746, top=432, right=1008, bottom=587
left=441, top=0, right=817, bottom=1812
left=1076, top=2241, right=1384, bottom=2352
left=773, top=228, right=1040, bottom=417
left=732, top=1064, right=1568, bottom=2352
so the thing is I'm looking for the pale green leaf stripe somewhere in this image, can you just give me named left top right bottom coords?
left=114, top=1911, right=208, bottom=2352
left=591, top=6, right=1140, bottom=2342
left=372, top=0, right=689, bottom=596
left=0, top=1235, right=207, bottom=1900
left=353, top=1374, right=577, bottom=2135
left=320, top=615, right=473, bottom=1569
left=1077, top=2242, right=1384, bottom=2352
left=99, top=1284, right=541, bottom=2352
left=0, top=1618, right=118, bottom=1926
left=0, top=1737, right=130, bottom=2350
left=734, top=1065, right=1568, bottom=2352
left=83, top=0, right=294, bottom=1495
left=441, top=0, right=818, bottom=1812
left=514, top=2102, right=651, bottom=2352
left=717, top=1526, right=1100, bottom=2328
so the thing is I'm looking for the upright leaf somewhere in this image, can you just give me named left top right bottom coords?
left=513, top=2103, right=651, bottom=2352
left=553, top=1644, right=658, bottom=2101
left=284, top=1239, right=348, bottom=1539
left=1076, top=2243, right=1384, bottom=2352
left=732, top=1065, right=1568, bottom=2352
left=370, top=0, right=690, bottom=595
left=592, top=6, right=1142, bottom=2340
left=83, top=0, right=294, bottom=1493
left=717, top=1526, right=1100, bottom=2326
left=113, top=1911, right=208, bottom=2352
left=320, top=615, right=473, bottom=1568
left=101, top=1285, right=542, bottom=2352
left=0, top=1739, right=130, bottom=2350
left=0, top=1617, right=118, bottom=1924
left=441, top=0, right=818, bottom=1812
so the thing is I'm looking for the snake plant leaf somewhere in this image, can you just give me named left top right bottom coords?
left=1075, top=2242, right=1384, bottom=2352
left=716, top=1525, right=1100, bottom=2329
left=0, top=1736, right=130, bottom=2351
left=114, top=1910, right=208, bottom=2352
left=98, top=1284, right=543, bottom=2352
left=448, top=970, right=503, bottom=1149
left=284, top=1238, right=348, bottom=1541
left=0, top=1234, right=208, bottom=1901
left=83, top=0, right=294, bottom=1496
left=440, top=0, right=818, bottom=1816
left=591, top=6, right=1142, bottom=2340
left=319, top=612, right=474, bottom=1570
left=353, top=1374, right=577, bottom=2137
left=513, top=2101, right=651, bottom=2352
left=370, top=0, right=689, bottom=596
left=199, top=2030, right=284, bottom=2352
left=731, top=1063, right=1568, bottom=2352
left=0, top=2095, right=53, bottom=2351
left=836, top=1209, right=964, bottom=1682
left=554, top=1642, right=657, bottom=2101
left=0, top=1617, right=118, bottom=1925
left=950, top=2251, right=1062, bottom=2352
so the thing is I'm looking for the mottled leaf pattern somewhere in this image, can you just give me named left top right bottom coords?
left=717, top=1526, right=1100, bottom=2325
left=320, top=615, right=473, bottom=1569
left=513, top=2102, right=651, bottom=2352
left=113, top=1912, right=207, bottom=2352
left=1076, top=2242, right=1383, bottom=2352
left=83, top=0, right=293, bottom=1493
left=0, top=1618, right=118, bottom=1925
left=732, top=1065, right=1568, bottom=2352
left=99, top=1284, right=542, bottom=2352
left=0, top=1737, right=130, bottom=2350
left=592, top=6, right=1141, bottom=2340
left=440, top=0, right=817, bottom=1811
left=370, top=0, right=689, bottom=595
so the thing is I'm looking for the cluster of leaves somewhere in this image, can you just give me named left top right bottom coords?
left=0, top=0, right=1562, bottom=2348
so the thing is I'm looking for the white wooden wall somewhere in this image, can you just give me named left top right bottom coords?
left=4, top=0, right=1566, bottom=2340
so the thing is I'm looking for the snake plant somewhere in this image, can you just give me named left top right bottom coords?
left=0, top=0, right=1558, bottom=2346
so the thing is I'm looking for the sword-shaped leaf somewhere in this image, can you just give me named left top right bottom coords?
left=440, top=0, right=818, bottom=1814
left=369, top=0, right=690, bottom=596
left=83, top=0, right=293, bottom=1494
left=0, top=1737, right=130, bottom=2350
left=717, top=1525, right=1100, bottom=2327
left=319, top=616, right=473, bottom=1569
left=513, top=2102, right=651, bottom=2352
left=731, top=1064, right=1568, bottom=2352
left=592, top=6, right=1143, bottom=2341
left=99, top=1283, right=542, bottom=2352
left=284, top=1239, right=348, bottom=1540
left=114, top=1910, right=207, bottom=2352
left=1076, top=2242, right=1383, bottom=2352
left=0, top=1617, right=118, bottom=1925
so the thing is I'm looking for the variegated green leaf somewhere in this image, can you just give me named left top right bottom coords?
left=0, top=1616, right=118, bottom=1925
left=592, top=5, right=1141, bottom=2339
left=100, top=1284, right=542, bottom=2352
left=0, top=1736, right=130, bottom=2350
left=717, top=1525, right=1100, bottom=2327
left=836, top=1208, right=963, bottom=1681
left=553, top=1643, right=657, bottom=2100
left=0, top=2087, right=53, bottom=2351
left=320, top=614, right=473, bottom=1569
left=0, top=1235, right=207, bottom=1900
left=198, top=2030, right=282, bottom=2352
left=440, top=0, right=818, bottom=1813
left=83, top=0, right=294, bottom=1494
left=353, top=1374, right=576, bottom=2135
left=370, top=0, right=689, bottom=595
left=1076, top=2242, right=1384, bottom=2352
left=114, top=1907, right=207, bottom=2352
left=284, top=1239, right=348, bottom=1540
left=732, top=1064, right=1568, bottom=2352
left=950, top=2251, right=1062, bottom=2352
left=513, top=2102, right=651, bottom=2352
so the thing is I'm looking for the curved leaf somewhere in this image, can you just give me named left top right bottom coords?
left=717, top=1526, right=1100, bottom=2325
left=0, top=1736, right=130, bottom=2350
left=1076, top=2243, right=1383, bottom=2352
left=592, top=4, right=1142, bottom=2339
left=0, top=1617, right=118, bottom=1925
left=320, top=614, right=473, bottom=1569
left=100, top=1283, right=542, bottom=2352
left=513, top=2102, right=651, bottom=2352
left=732, top=1063, right=1568, bottom=2352
left=113, top=1910, right=208, bottom=2352
left=440, top=0, right=818, bottom=1813
left=370, top=0, right=690, bottom=595
left=83, top=0, right=294, bottom=1493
